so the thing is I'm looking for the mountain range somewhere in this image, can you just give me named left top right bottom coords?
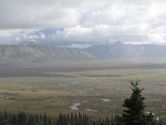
left=0, top=41, right=166, bottom=63
left=0, top=41, right=94, bottom=64
left=85, top=42, right=166, bottom=60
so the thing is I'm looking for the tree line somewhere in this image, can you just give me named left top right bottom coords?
left=0, top=110, right=51, bottom=125
left=57, top=112, right=122, bottom=125
left=0, top=80, right=165, bottom=125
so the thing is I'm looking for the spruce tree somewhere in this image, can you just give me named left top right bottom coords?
left=121, top=80, right=146, bottom=125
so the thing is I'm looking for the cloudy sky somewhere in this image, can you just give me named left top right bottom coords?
left=0, top=0, right=166, bottom=44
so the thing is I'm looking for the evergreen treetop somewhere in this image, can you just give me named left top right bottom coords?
left=122, top=80, right=146, bottom=125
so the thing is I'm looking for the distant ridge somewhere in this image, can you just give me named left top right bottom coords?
left=0, top=42, right=95, bottom=63
left=85, top=42, right=166, bottom=60
left=1, top=41, right=166, bottom=64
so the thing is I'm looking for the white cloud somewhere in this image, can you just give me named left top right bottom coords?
left=65, top=25, right=92, bottom=37
left=0, top=0, right=81, bottom=29
left=0, top=0, right=166, bottom=44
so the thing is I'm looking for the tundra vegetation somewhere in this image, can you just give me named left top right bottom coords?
left=0, top=80, right=165, bottom=125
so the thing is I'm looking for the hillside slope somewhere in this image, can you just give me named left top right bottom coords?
left=86, top=42, right=166, bottom=60
left=0, top=43, right=95, bottom=63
